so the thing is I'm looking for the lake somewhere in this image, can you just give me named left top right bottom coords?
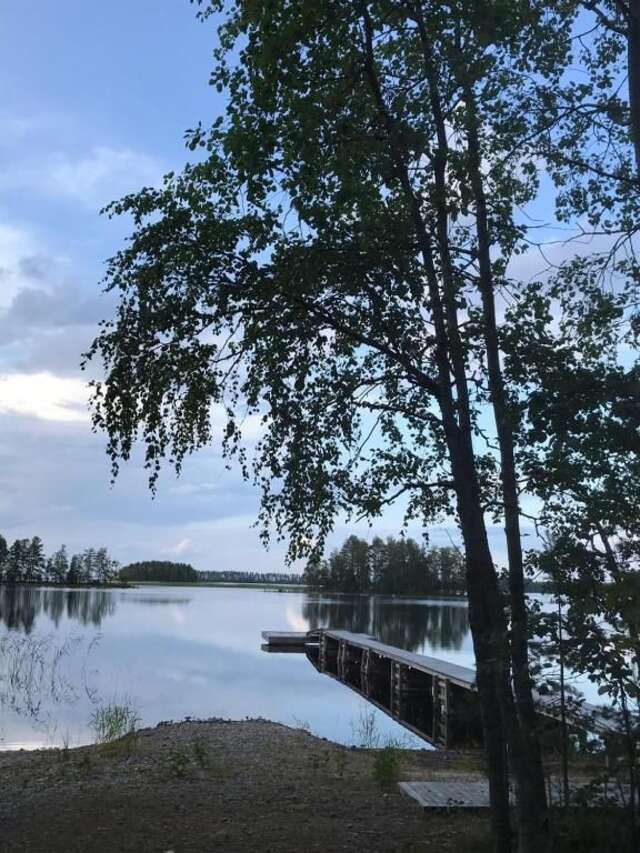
left=0, top=584, right=473, bottom=750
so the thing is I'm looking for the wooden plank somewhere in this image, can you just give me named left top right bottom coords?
left=399, top=780, right=631, bottom=810
left=399, top=780, right=506, bottom=809
left=261, top=644, right=310, bottom=654
left=261, top=631, right=308, bottom=646
left=534, top=692, right=620, bottom=736
left=324, top=630, right=476, bottom=689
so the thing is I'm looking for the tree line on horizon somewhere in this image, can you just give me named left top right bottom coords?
left=0, top=534, right=119, bottom=586
left=198, top=569, right=305, bottom=584
left=304, top=535, right=466, bottom=595
left=118, top=561, right=301, bottom=584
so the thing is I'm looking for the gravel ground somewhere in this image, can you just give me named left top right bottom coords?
left=0, top=719, right=491, bottom=853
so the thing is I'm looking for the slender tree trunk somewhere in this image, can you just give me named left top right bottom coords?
left=358, top=6, right=514, bottom=848
left=461, top=86, right=550, bottom=853
left=558, top=598, right=570, bottom=809
left=408, top=15, right=515, bottom=842
left=629, top=0, right=640, bottom=174
left=448, top=442, right=515, bottom=853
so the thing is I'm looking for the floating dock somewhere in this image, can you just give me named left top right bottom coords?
left=262, top=627, right=621, bottom=748
left=261, top=631, right=309, bottom=646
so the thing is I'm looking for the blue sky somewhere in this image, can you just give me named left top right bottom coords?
left=1, top=1, right=477, bottom=571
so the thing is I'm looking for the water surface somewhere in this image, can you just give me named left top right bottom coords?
left=0, top=584, right=472, bottom=749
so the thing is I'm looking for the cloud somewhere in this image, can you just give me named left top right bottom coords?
left=0, top=223, right=43, bottom=308
left=0, top=221, right=115, bottom=378
left=0, top=372, right=88, bottom=422
left=0, top=281, right=105, bottom=342
left=0, top=145, right=164, bottom=209
left=163, top=538, right=193, bottom=557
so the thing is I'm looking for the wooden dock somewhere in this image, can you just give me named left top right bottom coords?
left=262, top=627, right=622, bottom=748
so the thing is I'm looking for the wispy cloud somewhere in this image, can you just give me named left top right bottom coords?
left=163, top=538, right=193, bottom=557
left=0, top=145, right=164, bottom=209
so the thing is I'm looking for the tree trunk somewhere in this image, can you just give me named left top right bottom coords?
left=629, top=0, right=640, bottom=175
left=461, top=85, right=550, bottom=853
left=449, top=443, right=515, bottom=853
left=358, top=6, right=514, bottom=848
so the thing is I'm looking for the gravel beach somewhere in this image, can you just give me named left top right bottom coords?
left=0, top=719, right=491, bottom=852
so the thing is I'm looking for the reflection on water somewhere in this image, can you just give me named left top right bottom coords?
left=0, top=585, right=116, bottom=632
left=303, top=596, right=469, bottom=652
left=0, top=584, right=473, bottom=750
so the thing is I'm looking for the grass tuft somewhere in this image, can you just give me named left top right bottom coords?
left=89, top=699, right=140, bottom=745
left=372, top=741, right=404, bottom=787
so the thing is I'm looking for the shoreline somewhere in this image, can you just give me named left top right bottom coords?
left=0, top=580, right=473, bottom=598
left=0, top=580, right=132, bottom=590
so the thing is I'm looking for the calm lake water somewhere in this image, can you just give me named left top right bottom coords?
left=0, top=584, right=473, bottom=750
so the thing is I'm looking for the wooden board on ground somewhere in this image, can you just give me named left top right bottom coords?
left=399, top=780, right=630, bottom=809
left=399, top=780, right=506, bottom=809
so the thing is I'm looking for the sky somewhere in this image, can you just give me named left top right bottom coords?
left=2, top=1, right=581, bottom=574
left=0, top=0, right=479, bottom=572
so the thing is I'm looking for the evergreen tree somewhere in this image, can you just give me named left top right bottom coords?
left=25, top=536, right=46, bottom=582
left=82, top=548, right=96, bottom=583
left=5, top=539, right=28, bottom=583
left=95, top=547, right=116, bottom=584
left=338, top=535, right=369, bottom=592
left=368, top=536, right=387, bottom=591
left=67, top=554, right=83, bottom=585
left=302, top=556, right=329, bottom=588
left=51, top=545, right=70, bottom=584
left=304, top=535, right=465, bottom=595
left=0, top=534, right=8, bottom=582
left=435, top=547, right=466, bottom=594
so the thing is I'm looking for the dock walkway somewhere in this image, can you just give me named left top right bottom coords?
left=262, top=628, right=622, bottom=747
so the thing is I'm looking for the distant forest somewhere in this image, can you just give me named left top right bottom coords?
left=119, top=562, right=305, bottom=584
left=0, top=534, right=119, bottom=586
left=198, top=570, right=305, bottom=584
left=119, top=561, right=198, bottom=582
left=304, top=535, right=466, bottom=595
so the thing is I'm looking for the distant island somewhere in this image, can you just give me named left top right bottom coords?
left=119, top=560, right=199, bottom=583
left=119, top=560, right=305, bottom=586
